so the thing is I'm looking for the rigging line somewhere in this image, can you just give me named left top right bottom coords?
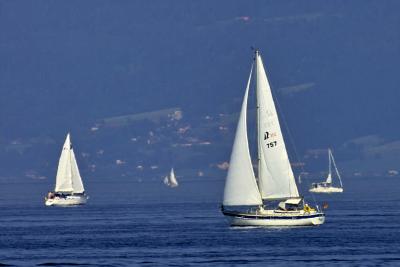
left=330, top=149, right=343, bottom=188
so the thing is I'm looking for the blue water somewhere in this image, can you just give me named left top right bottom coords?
left=1, top=176, right=400, bottom=266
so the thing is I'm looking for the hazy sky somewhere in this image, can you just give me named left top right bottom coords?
left=1, top=1, right=400, bottom=181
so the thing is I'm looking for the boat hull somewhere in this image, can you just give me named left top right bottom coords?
left=223, top=210, right=325, bottom=227
left=309, top=187, right=343, bottom=193
left=45, top=195, right=87, bottom=206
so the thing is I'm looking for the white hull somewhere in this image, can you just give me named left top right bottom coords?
left=309, top=187, right=343, bottom=193
left=223, top=210, right=325, bottom=227
left=164, top=182, right=179, bottom=188
left=45, top=195, right=87, bottom=206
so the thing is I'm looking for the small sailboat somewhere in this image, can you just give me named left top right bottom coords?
left=221, top=50, right=325, bottom=226
left=45, top=133, right=88, bottom=206
left=163, top=168, right=179, bottom=188
left=309, top=149, right=343, bottom=193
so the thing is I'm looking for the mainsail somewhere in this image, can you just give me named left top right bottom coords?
left=255, top=52, right=299, bottom=200
left=326, top=149, right=333, bottom=184
left=223, top=65, right=263, bottom=206
left=54, top=134, right=85, bottom=194
left=164, top=168, right=179, bottom=187
left=169, top=168, right=179, bottom=187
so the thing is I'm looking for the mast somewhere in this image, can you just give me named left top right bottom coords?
left=255, top=50, right=263, bottom=197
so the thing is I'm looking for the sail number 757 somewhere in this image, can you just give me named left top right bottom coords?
left=266, top=141, right=277, bottom=148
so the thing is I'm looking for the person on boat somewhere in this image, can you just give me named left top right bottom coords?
left=304, top=204, right=310, bottom=211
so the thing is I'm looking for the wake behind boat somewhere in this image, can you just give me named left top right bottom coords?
left=221, top=51, right=324, bottom=227
left=309, top=149, right=343, bottom=193
left=45, top=133, right=88, bottom=206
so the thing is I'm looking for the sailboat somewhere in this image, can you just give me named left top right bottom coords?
left=163, top=168, right=179, bottom=188
left=221, top=50, right=325, bottom=226
left=309, top=149, right=343, bottom=193
left=45, top=133, right=88, bottom=206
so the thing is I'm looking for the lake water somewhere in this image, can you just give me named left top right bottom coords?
left=0, top=176, right=399, bottom=266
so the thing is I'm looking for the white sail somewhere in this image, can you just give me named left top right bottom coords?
left=55, top=134, right=74, bottom=192
left=169, top=168, right=179, bottom=187
left=163, top=176, right=169, bottom=185
left=223, top=65, right=263, bottom=206
left=54, top=133, right=85, bottom=193
left=255, top=52, right=299, bottom=200
left=326, top=149, right=333, bottom=184
left=70, top=149, right=85, bottom=193
left=325, top=173, right=332, bottom=184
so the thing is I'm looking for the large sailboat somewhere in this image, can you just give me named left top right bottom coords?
left=309, top=149, right=343, bottom=193
left=164, top=168, right=179, bottom=188
left=221, top=51, right=325, bottom=226
left=45, top=133, right=88, bottom=206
